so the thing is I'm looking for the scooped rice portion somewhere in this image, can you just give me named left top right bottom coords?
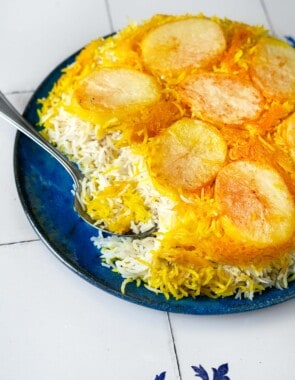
left=38, top=14, right=295, bottom=300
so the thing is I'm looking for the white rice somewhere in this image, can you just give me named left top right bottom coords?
left=41, top=106, right=295, bottom=300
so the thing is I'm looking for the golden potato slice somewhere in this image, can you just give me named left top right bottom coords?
left=150, top=118, right=227, bottom=191
left=179, top=73, right=264, bottom=125
left=141, top=18, right=226, bottom=76
left=215, top=161, right=295, bottom=246
left=250, top=37, right=295, bottom=101
left=285, top=112, right=295, bottom=163
left=75, top=67, right=161, bottom=110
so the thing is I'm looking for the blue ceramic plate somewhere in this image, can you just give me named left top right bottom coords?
left=13, top=50, right=295, bottom=315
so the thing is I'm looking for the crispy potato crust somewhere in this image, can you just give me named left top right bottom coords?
left=250, top=37, right=295, bottom=101
left=178, top=73, right=264, bottom=125
left=150, top=118, right=227, bottom=191
left=215, top=161, right=295, bottom=246
left=141, top=18, right=226, bottom=76
left=75, top=67, right=161, bottom=110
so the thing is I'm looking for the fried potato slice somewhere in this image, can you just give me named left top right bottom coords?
left=215, top=161, right=295, bottom=247
left=285, top=112, right=295, bottom=163
left=250, top=37, right=295, bottom=101
left=150, top=118, right=227, bottom=191
left=75, top=67, right=161, bottom=110
left=179, top=73, right=264, bottom=125
left=141, top=18, right=226, bottom=76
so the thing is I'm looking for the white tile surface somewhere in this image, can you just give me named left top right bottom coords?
left=170, top=299, right=295, bottom=379
left=263, top=0, right=295, bottom=38
left=108, top=0, right=270, bottom=31
left=0, top=241, right=176, bottom=380
left=0, top=0, right=111, bottom=93
left=1, top=1, right=295, bottom=379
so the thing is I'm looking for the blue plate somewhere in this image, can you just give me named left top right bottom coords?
left=13, top=50, right=295, bottom=315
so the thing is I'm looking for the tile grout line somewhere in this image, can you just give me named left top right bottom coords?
left=0, top=238, right=40, bottom=247
left=4, top=90, right=35, bottom=96
left=167, top=312, right=182, bottom=380
left=104, top=0, right=115, bottom=33
left=259, top=0, right=276, bottom=35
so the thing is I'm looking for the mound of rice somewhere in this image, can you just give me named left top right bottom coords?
left=38, top=14, right=295, bottom=300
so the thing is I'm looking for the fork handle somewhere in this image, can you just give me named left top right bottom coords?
left=0, top=91, right=83, bottom=186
